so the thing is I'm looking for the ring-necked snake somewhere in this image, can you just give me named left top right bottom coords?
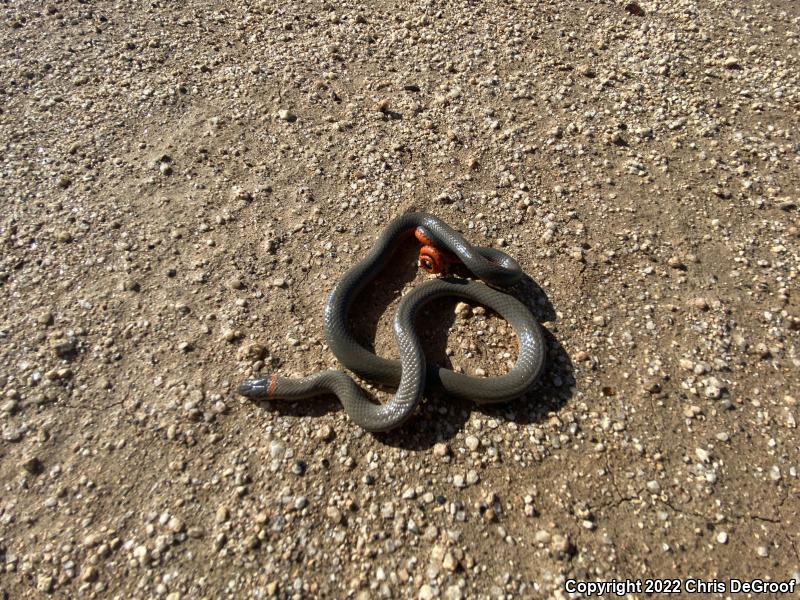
left=238, top=212, right=546, bottom=432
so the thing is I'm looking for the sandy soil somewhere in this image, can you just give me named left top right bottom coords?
left=1, top=0, right=799, bottom=598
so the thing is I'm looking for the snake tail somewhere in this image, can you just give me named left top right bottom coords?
left=238, top=371, right=414, bottom=432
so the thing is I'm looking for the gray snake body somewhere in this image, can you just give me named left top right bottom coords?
left=239, top=213, right=546, bottom=432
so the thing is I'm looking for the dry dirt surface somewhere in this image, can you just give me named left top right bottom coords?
left=1, top=0, right=799, bottom=598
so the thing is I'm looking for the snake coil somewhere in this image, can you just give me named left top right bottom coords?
left=239, top=212, right=546, bottom=432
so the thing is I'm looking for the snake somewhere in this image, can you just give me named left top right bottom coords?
left=238, top=212, right=546, bottom=432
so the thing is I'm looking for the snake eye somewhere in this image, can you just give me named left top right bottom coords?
left=419, top=246, right=445, bottom=274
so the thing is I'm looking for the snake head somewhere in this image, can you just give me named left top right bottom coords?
left=418, top=245, right=449, bottom=274
left=415, top=228, right=460, bottom=274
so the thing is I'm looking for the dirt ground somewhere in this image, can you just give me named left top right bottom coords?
left=1, top=0, right=799, bottom=598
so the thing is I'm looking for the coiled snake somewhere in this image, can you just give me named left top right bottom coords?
left=238, top=212, right=545, bottom=432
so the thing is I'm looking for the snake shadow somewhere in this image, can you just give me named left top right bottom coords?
left=250, top=244, right=575, bottom=448
left=341, top=244, right=575, bottom=450
left=379, top=275, right=574, bottom=450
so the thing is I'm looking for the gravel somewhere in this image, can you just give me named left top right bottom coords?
left=0, top=0, right=798, bottom=597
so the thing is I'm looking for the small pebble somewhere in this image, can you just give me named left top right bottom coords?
left=549, top=534, right=571, bottom=559
left=37, top=574, right=54, bottom=593
left=442, top=551, right=458, bottom=572
left=80, top=565, right=99, bottom=583
left=167, top=516, right=185, bottom=533
left=724, top=56, right=741, bottom=69
left=316, top=424, right=334, bottom=442
left=120, top=278, right=140, bottom=292
left=534, top=530, right=551, bottom=544
left=215, top=505, right=229, bottom=524
left=326, top=506, right=343, bottom=525
left=574, top=350, right=590, bottom=362
left=695, top=448, right=711, bottom=463
left=133, top=545, right=149, bottom=564
left=238, top=343, right=267, bottom=362
left=465, top=470, right=480, bottom=485
left=667, top=256, right=685, bottom=269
